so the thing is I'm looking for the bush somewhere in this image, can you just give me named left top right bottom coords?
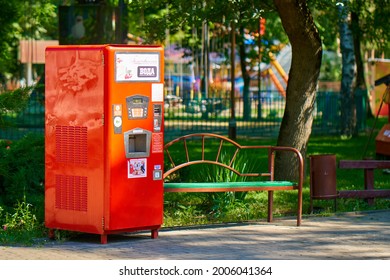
left=0, top=134, right=45, bottom=245
left=0, top=133, right=44, bottom=214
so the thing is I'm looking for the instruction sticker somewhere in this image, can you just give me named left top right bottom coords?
left=128, top=158, right=147, bottom=178
left=152, top=133, right=164, bottom=153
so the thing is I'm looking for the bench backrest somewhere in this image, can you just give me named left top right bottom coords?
left=163, top=133, right=303, bottom=183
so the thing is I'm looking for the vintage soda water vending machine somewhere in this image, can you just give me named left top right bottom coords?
left=45, top=45, right=165, bottom=244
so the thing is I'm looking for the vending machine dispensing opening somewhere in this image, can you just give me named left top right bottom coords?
left=45, top=45, right=164, bottom=244
left=124, top=129, right=151, bottom=158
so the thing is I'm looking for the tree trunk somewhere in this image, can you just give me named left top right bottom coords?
left=338, top=1, right=357, bottom=137
left=273, top=0, right=322, bottom=181
left=351, top=9, right=372, bottom=122
left=351, top=11, right=365, bottom=91
left=238, top=26, right=251, bottom=121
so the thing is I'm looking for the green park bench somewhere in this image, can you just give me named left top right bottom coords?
left=163, top=133, right=304, bottom=226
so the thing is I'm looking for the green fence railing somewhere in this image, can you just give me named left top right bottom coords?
left=0, top=90, right=367, bottom=141
left=163, top=90, right=367, bottom=140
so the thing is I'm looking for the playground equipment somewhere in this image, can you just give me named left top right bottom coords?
left=267, top=52, right=288, bottom=97
left=255, top=46, right=291, bottom=97
left=374, top=74, right=390, bottom=158
left=363, top=73, right=390, bottom=159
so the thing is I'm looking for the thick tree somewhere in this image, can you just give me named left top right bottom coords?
left=273, top=0, right=322, bottom=180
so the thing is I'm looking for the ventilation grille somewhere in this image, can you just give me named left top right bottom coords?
left=56, top=126, right=88, bottom=164
left=55, top=175, right=88, bottom=211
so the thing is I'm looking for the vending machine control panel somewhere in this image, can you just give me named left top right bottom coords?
left=126, top=95, right=149, bottom=119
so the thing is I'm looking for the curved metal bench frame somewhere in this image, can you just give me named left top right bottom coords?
left=163, top=133, right=304, bottom=226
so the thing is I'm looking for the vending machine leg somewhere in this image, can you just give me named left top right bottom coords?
left=151, top=229, right=159, bottom=239
left=101, top=234, right=108, bottom=244
left=48, top=228, right=55, bottom=240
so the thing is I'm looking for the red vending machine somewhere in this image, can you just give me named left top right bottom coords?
left=45, top=45, right=165, bottom=244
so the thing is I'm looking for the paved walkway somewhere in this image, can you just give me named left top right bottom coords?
left=1, top=210, right=390, bottom=260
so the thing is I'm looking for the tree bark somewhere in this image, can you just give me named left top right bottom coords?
left=238, top=26, right=251, bottom=121
left=351, top=11, right=365, bottom=92
left=273, top=0, right=322, bottom=180
left=338, top=1, right=357, bottom=137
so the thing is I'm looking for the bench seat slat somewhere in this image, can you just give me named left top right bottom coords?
left=164, top=181, right=296, bottom=191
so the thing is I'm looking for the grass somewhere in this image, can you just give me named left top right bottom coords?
left=163, top=117, right=390, bottom=227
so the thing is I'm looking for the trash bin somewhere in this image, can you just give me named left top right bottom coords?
left=309, top=154, right=338, bottom=212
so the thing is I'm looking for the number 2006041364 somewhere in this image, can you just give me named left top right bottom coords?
left=212, top=266, right=272, bottom=276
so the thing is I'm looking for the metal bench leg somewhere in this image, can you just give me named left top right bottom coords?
left=268, top=191, right=274, bottom=223
left=297, top=188, right=303, bottom=226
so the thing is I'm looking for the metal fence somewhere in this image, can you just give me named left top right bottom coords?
left=0, top=94, right=44, bottom=141
left=163, top=90, right=367, bottom=141
left=0, top=90, right=367, bottom=141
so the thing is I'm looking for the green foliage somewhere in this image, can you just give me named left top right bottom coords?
left=311, top=0, right=390, bottom=56
left=350, top=0, right=390, bottom=54
left=0, top=0, right=19, bottom=75
left=0, top=0, right=57, bottom=80
left=319, top=51, right=342, bottom=81
left=190, top=153, right=253, bottom=219
left=0, top=133, right=45, bottom=246
left=3, top=201, right=37, bottom=231
left=0, top=201, right=44, bottom=246
left=0, top=133, right=45, bottom=212
left=0, top=86, right=31, bottom=127
left=164, top=196, right=208, bottom=226
left=11, top=1, right=57, bottom=42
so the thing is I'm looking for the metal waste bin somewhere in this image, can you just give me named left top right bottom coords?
left=309, top=154, right=338, bottom=212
